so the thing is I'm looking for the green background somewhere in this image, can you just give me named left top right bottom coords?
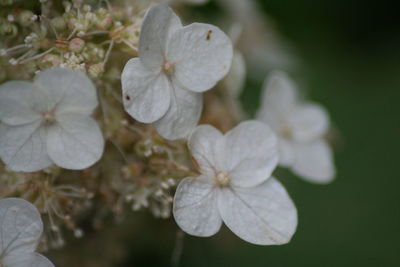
left=120, top=0, right=400, bottom=266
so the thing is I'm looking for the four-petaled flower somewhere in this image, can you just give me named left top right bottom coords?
left=173, top=121, right=297, bottom=245
left=0, top=198, right=54, bottom=267
left=0, top=68, right=104, bottom=172
left=121, top=4, right=233, bottom=140
left=257, top=71, right=335, bottom=183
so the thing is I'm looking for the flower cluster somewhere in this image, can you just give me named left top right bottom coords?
left=0, top=0, right=337, bottom=266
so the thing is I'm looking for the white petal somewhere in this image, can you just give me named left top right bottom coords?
left=167, top=23, right=233, bottom=92
left=0, top=122, right=52, bottom=172
left=121, top=58, right=171, bottom=123
left=288, top=103, right=329, bottom=142
left=139, top=4, right=182, bottom=69
left=34, top=68, right=98, bottom=116
left=278, top=137, right=295, bottom=167
left=154, top=85, right=202, bottom=140
left=218, top=178, right=297, bottom=245
left=223, top=51, right=246, bottom=97
left=0, top=198, right=42, bottom=258
left=292, top=140, right=335, bottom=183
left=224, top=121, right=278, bottom=188
left=3, top=253, right=54, bottom=267
left=258, top=71, right=298, bottom=118
left=188, top=125, right=224, bottom=177
left=0, top=81, right=41, bottom=125
left=173, top=177, right=222, bottom=237
left=47, top=114, right=104, bottom=170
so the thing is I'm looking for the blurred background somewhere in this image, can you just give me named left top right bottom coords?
left=50, top=0, right=400, bottom=266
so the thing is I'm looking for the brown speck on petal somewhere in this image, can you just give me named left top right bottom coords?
left=206, top=30, right=212, bottom=41
left=125, top=94, right=131, bottom=101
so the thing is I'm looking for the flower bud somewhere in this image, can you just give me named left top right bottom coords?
left=0, top=22, right=17, bottom=37
left=17, top=10, right=36, bottom=27
left=51, top=17, right=67, bottom=32
left=87, top=63, right=104, bottom=78
left=69, top=38, right=85, bottom=52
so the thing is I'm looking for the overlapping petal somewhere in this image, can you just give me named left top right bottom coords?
left=154, top=84, right=202, bottom=140
left=288, top=103, right=329, bottom=142
left=218, top=178, right=297, bottom=245
left=139, top=4, right=182, bottom=69
left=259, top=71, right=298, bottom=117
left=121, top=58, right=171, bottom=123
left=173, top=176, right=222, bottom=237
left=224, top=121, right=278, bottom=187
left=167, top=23, right=233, bottom=92
left=47, top=113, right=104, bottom=170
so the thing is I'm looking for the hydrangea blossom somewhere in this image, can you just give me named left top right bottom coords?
left=121, top=4, right=233, bottom=140
left=0, top=198, right=54, bottom=267
left=173, top=121, right=297, bottom=245
left=257, top=71, right=335, bottom=183
left=0, top=68, right=104, bottom=172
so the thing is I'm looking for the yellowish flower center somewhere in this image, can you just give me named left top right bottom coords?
left=41, top=110, right=55, bottom=124
left=163, top=60, right=175, bottom=75
left=215, top=171, right=230, bottom=187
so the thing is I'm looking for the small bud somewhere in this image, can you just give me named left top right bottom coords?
left=69, top=38, right=85, bottom=52
left=51, top=17, right=67, bottom=32
left=0, top=23, right=18, bottom=37
left=17, top=10, right=36, bottom=27
left=88, top=63, right=104, bottom=78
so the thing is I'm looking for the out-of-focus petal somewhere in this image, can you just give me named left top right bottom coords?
left=292, top=140, right=335, bottom=183
left=288, top=103, right=329, bottom=142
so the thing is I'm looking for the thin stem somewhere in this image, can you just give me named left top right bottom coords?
left=19, top=47, right=55, bottom=64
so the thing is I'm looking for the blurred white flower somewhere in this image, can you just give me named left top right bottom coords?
left=121, top=4, right=233, bottom=140
left=0, top=68, right=104, bottom=172
left=257, top=71, right=335, bottom=183
left=0, top=198, right=54, bottom=267
left=223, top=50, right=246, bottom=98
left=173, top=121, right=297, bottom=245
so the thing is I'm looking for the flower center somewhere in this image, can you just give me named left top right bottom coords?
left=163, top=60, right=175, bottom=75
left=41, top=110, right=55, bottom=124
left=215, top=171, right=230, bottom=187
left=280, top=123, right=292, bottom=138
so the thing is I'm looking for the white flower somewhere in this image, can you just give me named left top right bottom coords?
left=257, top=71, right=336, bottom=183
left=121, top=4, right=233, bottom=140
left=173, top=121, right=297, bottom=245
left=0, top=198, right=54, bottom=267
left=0, top=68, right=104, bottom=172
left=223, top=50, right=246, bottom=98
